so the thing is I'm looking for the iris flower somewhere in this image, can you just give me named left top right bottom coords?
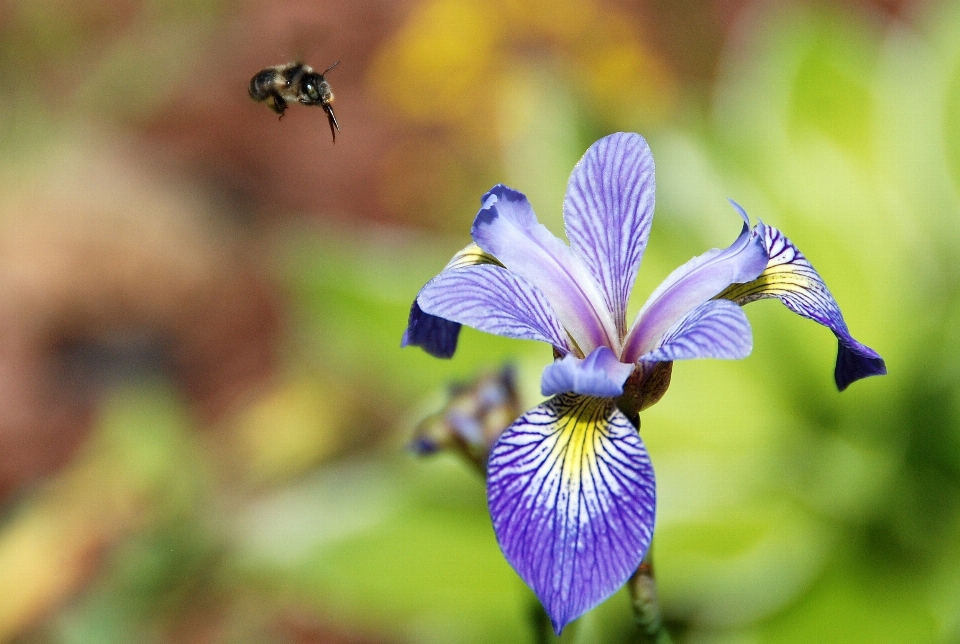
left=402, top=132, right=885, bottom=633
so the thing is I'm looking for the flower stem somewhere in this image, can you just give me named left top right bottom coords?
left=628, top=547, right=673, bottom=644
left=528, top=595, right=552, bottom=644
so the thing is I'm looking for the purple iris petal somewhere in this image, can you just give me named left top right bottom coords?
left=487, top=394, right=656, bottom=634
left=403, top=243, right=504, bottom=358
left=471, top=185, right=618, bottom=354
left=720, top=223, right=886, bottom=390
left=564, top=133, right=655, bottom=337
left=401, top=300, right=462, bottom=358
left=622, top=201, right=768, bottom=363
left=417, top=265, right=571, bottom=352
left=541, top=346, right=635, bottom=397
left=640, top=299, right=752, bottom=363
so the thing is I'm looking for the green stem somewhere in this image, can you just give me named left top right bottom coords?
left=628, top=547, right=673, bottom=644
left=528, top=596, right=552, bottom=644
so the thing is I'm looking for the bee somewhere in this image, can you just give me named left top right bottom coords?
left=249, top=61, right=340, bottom=142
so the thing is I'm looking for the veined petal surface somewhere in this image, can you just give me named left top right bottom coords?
left=541, top=346, right=635, bottom=397
left=564, top=133, right=655, bottom=337
left=719, top=224, right=886, bottom=390
left=487, top=394, right=656, bottom=633
left=471, top=185, right=619, bottom=354
left=622, top=201, right=768, bottom=362
left=417, top=265, right=571, bottom=352
left=640, top=299, right=752, bottom=363
left=402, top=243, right=505, bottom=358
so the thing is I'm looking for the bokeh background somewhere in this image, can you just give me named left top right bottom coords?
left=0, top=0, right=955, bottom=641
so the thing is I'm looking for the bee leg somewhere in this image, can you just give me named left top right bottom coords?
left=267, top=93, right=287, bottom=119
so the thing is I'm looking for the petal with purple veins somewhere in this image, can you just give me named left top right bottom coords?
left=541, top=346, right=635, bottom=397
left=402, top=243, right=505, bottom=358
left=564, top=133, right=656, bottom=337
left=487, top=394, right=656, bottom=634
left=471, top=185, right=619, bottom=354
left=417, top=265, right=572, bottom=353
left=640, top=299, right=752, bottom=363
left=622, top=201, right=768, bottom=362
left=718, top=223, right=886, bottom=390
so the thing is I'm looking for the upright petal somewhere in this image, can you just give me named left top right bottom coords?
left=541, top=346, right=635, bottom=397
left=621, top=201, right=768, bottom=363
left=417, top=265, right=572, bottom=352
left=472, top=185, right=619, bottom=354
left=564, top=133, right=656, bottom=337
left=719, top=223, right=886, bottom=390
left=402, top=243, right=504, bottom=358
left=487, top=394, right=656, bottom=633
left=639, top=299, right=752, bottom=363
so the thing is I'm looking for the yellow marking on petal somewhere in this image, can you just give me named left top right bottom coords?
left=719, top=263, right=818, bottom=303
left=444, top=242, right=505, bottom=270
left=545, top=396, right=616, bottom=494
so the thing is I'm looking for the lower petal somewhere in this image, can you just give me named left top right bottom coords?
left=487, top=394, right=656, bottom=633
left=719, top=223, right=886, bottom=390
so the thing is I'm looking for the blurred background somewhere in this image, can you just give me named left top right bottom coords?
left=0, top=0, right=954, bottom=641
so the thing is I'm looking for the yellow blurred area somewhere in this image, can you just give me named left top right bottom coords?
left=369, top=0, right=675, bottom=132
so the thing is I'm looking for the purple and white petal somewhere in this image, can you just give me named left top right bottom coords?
left=487, top=394, right=656, bottom=634
left=640, top=299, right=752, bottom=363
left=621, top=201, right=768, bottom=363
left=564, top=133, right=656, bottom=337
left=402, top=243, right=505, bottom=358
left=719, top=223, right=886, bottom=390
left=471, top=185, right=619, bottom=354
left=541, top=346, right=635, bottom=397
left=417, top=265, right=571, bottom=352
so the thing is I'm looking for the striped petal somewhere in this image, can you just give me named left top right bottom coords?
left=417, top=265, right=571, bottom=352
left=541, top=346, right=635, bottom=397
left=487, top=394, right=656, bottom=634
left=640, top=299, right=752, bottom=363
left=622, top=201, right=768, bottom=363
left=472, top=185, right=619, bottom=355
left=719, top=223, right=886, bottom=390
left=564, top=133, right=656, bottom=337
left=402, top=243, right=504, bottom=358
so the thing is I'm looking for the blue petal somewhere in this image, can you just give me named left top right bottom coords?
left=622, top=201, right=768, bottom=362
left=487, top=394, right=656, bottom=634
left=401, top=300, right=461, bottom=358
left=471, top=185, right=619, bottom=355
left=564, top=133, right=656, bottom=337
left=403, top=243, right=504, bottom=358
left=541, top=346, right=635, bottom=397
left=719, top=223, right=886, bottom=390
left=640, top=299, right=752, bottom=363
left=417, top=265, right=572, bottom=351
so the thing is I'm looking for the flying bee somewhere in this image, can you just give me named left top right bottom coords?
left=249, top=61, right=340, bottom=142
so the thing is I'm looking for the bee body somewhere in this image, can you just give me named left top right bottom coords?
left=249, top=61, right=340, bottom=142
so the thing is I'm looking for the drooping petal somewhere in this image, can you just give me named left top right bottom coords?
left=487, top=394, right=656, bottom=634
left=640, top=299, right=752, bottom=363
left=621, top=201, right=768, bottom=363
left=471, top=185, right=619, bottom=354
left=417, top=265, right=572, bottom=352
left=401, top=300, right=462, bottom=358
left=402, top=243, right=505, bottom=358
left=564, top=133, right=656, bottom=337
left=719, top=223, right=886, bottom=390
left=541, top=346, right=635, bottom=397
